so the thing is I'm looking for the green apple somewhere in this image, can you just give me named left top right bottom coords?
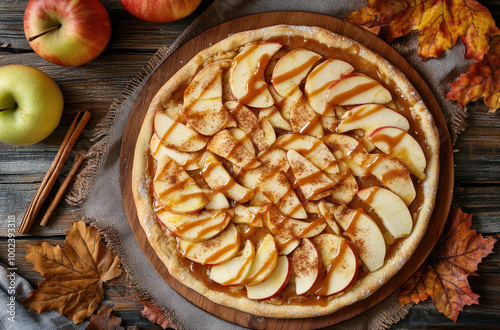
left=0, top=65, right=64, bottom=146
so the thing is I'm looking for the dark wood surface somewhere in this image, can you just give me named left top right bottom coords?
left=1, top=1, right=499, bottom=328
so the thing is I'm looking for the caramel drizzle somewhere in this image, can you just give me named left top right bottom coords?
left=159, top=118, right=181, bottom=145
left=361, top=186, right=380, bottom=206
left=328, top=80, right=380, bottom=106
left=313, top=240, right=349, bottom=296
left=244, top=249, right=278, bottom=283
left=369, top=129, right=407, bottom=152
left=234, top=45, right=272, bottom=105
left=308, top=80, right=333, bottom=99
left=185, top=71, right=221, bottom=108
left=298, top=216, right=326, bottom=238
left=262, top=106, right=279, bottom=120
left=299, top=115, right=322, bottom=136
left=157, top=179, right=188, bottom=201
left=339, top=104, right=384, bottom=127
left=345, top=208, right=364, bottom=235
left=271, top=55, right=320, bottom=87
left=221, top=252, right=254, bottom=285
left=204, top=236, right=240, bottom=264
left=176, top=210, right=231, bottom=239
left=276, top=237, right=298, bottom=253
left=182, top=147, right=206, bottom=170
left=362, top=154, right=385, bottom=173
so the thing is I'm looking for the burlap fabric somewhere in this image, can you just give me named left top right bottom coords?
left=68, top=1, right=470, bottom=328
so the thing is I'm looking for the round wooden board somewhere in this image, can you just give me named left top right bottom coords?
left=120, top=11, right=454, bottom=329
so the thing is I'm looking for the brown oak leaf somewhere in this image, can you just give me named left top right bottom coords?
left=446, top=35, right=500, bottom=112
left=139, top=300, right=177, bottom=329
left=346, top=0, right=500, bottom=61
left=23, top=221, right=122, bottom=324
left=86, top=305, right=124, bottom=330
left=397, top=209, right=497, bottom=322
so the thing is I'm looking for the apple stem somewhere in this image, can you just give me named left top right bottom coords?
left=28, top=24, right=61, bottom=42
left=0, top=106, right=15, bottom=112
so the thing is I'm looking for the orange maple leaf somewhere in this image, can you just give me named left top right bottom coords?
left=346, top=0, right=500, bottom=61
left=446, top=35, right=500, bottom=112
left=397, top=209, right=497, bottom=322
left=23, top=222, right=122, bottom=324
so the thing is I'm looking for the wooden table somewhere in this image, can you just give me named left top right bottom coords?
left=1, top=1, right=499, bottom=328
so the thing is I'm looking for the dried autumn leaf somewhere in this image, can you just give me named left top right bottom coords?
left=446, top=35, right=500, bottom=112
left=346, top=0, right=500, bottom=61
left=140, top=300, right=177, bottom=329
left=23, top=221, right=122, bottom=324
left=397, top=209, right=497, bottom=322
left=86, top=305, right=124, bottom=330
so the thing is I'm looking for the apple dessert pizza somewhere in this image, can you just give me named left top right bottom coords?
left=132, top=25, right=440, bottom=318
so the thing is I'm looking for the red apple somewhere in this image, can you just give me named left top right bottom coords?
left=24, top=0, right=111, bottom=66
left=120, top=0, right=202, bottom=23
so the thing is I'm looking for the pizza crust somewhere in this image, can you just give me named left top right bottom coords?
left=132, top=25, right=440, bottom=318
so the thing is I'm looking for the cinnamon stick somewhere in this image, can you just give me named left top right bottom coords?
left=40, top=152, right=86, bottom=227
left=18, top=111, right=92, bottom=234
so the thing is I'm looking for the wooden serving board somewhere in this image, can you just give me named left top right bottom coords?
left=120, top=11, right=454, bottom=329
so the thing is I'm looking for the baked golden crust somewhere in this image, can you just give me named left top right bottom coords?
left=132, top=25, right=440, bottom=318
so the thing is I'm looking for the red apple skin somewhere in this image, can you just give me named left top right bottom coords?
left=367, top=125, right=401, bottom=139
left=120, top=0, right=202, bottom=23
left=255, top=257, right=292, bottom=301
left=24, top=0, right=111, bottom=66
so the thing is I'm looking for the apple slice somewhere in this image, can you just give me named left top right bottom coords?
left=258, top=147, right=289, bottom=172
left=264, top=207, right=326, bottom=238
left=243, top=234, right=279, bottom=286
left=184, top=59, right=234, bottom=136
left=358, top=186, right=413, bottom=239
left=224, top=101, right=276, bottom=152
left=323, top=134, right=415, bottom=205
left=156, top=206, right=232, bottom=242
left=202, top=153, right=254, bottom=203
left=177, top=224, right=240, bottom=265
left=275, top=236, right=301, bottom=256
left=276, top=133, right=339, bottom=175
left=305, top=58, right=354, bottom=116
left=337, top=104, right=410, bottom=135
left=292, top=238, right=321, bottom=295
left=229, top=42, right=282, bottom=108
left=154, top=111, right=208, bottom=152
left=287, top=149, right=336, bottom=201
left=256, top=171, right=306, bottom=219
left=289, top=93, right=324, bottom=138
left=232, top=205, right=264, bottom=227
left=329, top=205, right=386, bottom=272
left=325, top=161, right=358, bottom=205
left=326, top=73, right=392, bottom=106
left=153, top=157, right=208, bottom=214
left=271, top=48, right=322, bottom=98
left=318, top=201, right=341, bottom=235
left=204, top=191, right=230, bottom=210
left=322, top=133, right=369, bottom=176
left=368, top=126, right=427, bottom=180
left=228, top=128, right=255, bottom=156
left=312, top=234, right=358, bottom=295
left=259, top=105, right=291, bottom=131
left=207, top=129, right=261, bottom=169
left=362, top=153, right=416, bottom=205
left=149, top=133, right=199, bottom=170
left=210, top=240, right=255, bottom=285
left=246, top=256, right=291, bottom=300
